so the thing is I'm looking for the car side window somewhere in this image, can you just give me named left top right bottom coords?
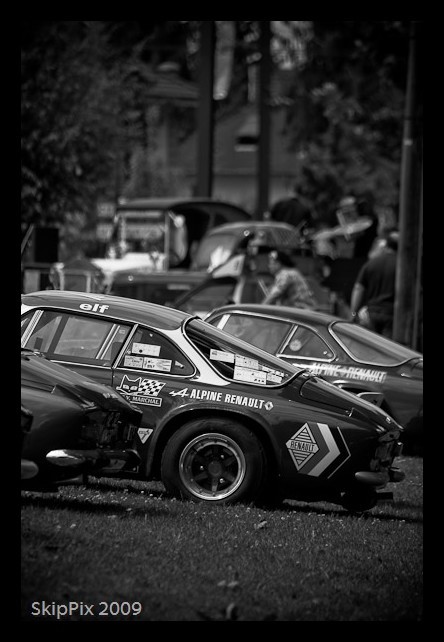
left=21, top=310, right=131, bottom=366
left=117, top=327, right=194, bottom=376
left=222, top=314, right=292, bottom=354
left=279, top=326, right=334, bottom=361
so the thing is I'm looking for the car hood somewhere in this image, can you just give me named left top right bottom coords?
left=21, top=351, right=142, bottom=418
left=299, top=373, right=402, bottom=432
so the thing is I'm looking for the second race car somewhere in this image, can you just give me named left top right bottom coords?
left=21, top=290, right=405, bottom=512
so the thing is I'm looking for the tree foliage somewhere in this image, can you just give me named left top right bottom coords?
left=21, top=21, right=419, bottom=231
left=283, top=21, right=416, bottom=221
left=22, top=22, right=123, bottom=227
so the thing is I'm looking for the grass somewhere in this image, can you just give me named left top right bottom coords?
left=20, top=455, right=423, bottom=622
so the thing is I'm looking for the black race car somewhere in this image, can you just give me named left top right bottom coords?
left=21, top=348, right=142, bottom=488
left=21, top=291, right=404, bottom=511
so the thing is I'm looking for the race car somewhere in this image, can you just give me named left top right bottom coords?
left=204, top=303, right=423, bottom=454
left=21, top=348, right=142, bottom=488
left=21, top=290, right=405, bottom=512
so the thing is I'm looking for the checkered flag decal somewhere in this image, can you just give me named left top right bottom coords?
left=137, top=379, right=165, bottom=396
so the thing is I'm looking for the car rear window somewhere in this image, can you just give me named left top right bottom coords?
left=186, top=318, right=300, bottom=386
left=331, top=321, right=422, bottom=366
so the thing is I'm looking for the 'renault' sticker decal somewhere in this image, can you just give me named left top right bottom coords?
left=116, top=376, right=165, bottom=406
left=138, top=427, right=153, bottom=444
left=295, top=362, right=387, bottom=383
left=169, top=388, right=274, bottom=411
left=286, top=422, right=351, bottom=476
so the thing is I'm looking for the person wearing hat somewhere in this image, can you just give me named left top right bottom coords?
left=262, top=250, right=317, bottom=309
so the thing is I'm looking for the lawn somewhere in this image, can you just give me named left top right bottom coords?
left=20, top=455, right=423, bottom=622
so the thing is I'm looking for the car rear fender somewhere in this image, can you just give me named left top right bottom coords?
left=145, top=404, right=279, bottom=480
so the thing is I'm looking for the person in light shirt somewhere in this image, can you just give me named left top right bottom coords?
left=262, top=250, right=317, bottom=310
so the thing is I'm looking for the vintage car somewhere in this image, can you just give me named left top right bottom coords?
left=189, top=220, right=306, bottom=272
left=205, top=304, right=423, bottom=454
left=21, top=347, right=142, bottom=488
left=21, top=291, right=405, bottom=511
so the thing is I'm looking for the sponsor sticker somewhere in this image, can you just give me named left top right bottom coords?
left=132, top=343, right=161, bottom=357
left=210, top=350, right=235, bottom=363
left=266, top=372, right=282, bottom=384
left=233, top=366, right=267, bottom=384
left=141, top=358, right=172, bottom=372
left=138, top=427, right=154, bottom=444
left=124, top=356, right=144, bottom=368
left=235, top=355, right=259, bottom=369
left=117, top=376, right=165, bottom=407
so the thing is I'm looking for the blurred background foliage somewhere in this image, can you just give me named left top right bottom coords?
left=21, top=21, right=420, bottom=232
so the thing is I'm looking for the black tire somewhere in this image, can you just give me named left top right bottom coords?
left=161, top=418, right=267, bottom=505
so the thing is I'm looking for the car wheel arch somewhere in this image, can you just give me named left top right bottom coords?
left=149, top=407, right=277, bottom=481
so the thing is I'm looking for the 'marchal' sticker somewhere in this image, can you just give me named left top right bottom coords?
left=116, top=376, right=165, bottom=406
left=286, top=422, right=350, bottom=477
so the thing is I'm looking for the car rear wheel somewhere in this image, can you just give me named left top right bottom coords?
left=161, top=418, right=266, bottom=505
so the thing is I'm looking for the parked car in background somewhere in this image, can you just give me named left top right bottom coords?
left=174, top=250, right=331, bottom=319
left=21, top=291, right=405, bottom=511
left=190, top=219, right=307, bottom=272
left=93, top=196, right=253, bottom=271
left=205, top=304, right=423, bottom=454
left=174, top=253, right=275, bottom=318
left=21, top=347, right=142, bottom=489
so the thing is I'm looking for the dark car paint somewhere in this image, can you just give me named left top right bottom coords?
left=21, top=291, right=404, bottom=508
left=21, top=349, right=142, bottom=484
left=205, top=303, right=423, bottom=452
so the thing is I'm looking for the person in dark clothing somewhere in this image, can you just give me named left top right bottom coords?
left=352, top=196, right=379, bottom=259
left=349, top=231, right=399, bottom=338
left=270, top=190, right=314, bottom=231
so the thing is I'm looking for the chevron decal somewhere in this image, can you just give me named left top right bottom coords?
left=286, top=422, right=351, bottom=477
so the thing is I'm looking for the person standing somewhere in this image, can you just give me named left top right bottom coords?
left=262, top=250, right=317, bottom=309
left=349, top=230, right=399, bottom=337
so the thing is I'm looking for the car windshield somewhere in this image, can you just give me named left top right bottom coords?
left=185, top=318, right=301, bottom=386
left=192, top=232, right=239, bottom=270
left=331, top=321, right=422, bottom=366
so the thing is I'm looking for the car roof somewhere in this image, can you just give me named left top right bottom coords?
left=207, top=303, right=423, bottom=359
left=116, top=197, right=252, bottom=218
left=207, top=303, right=340, bottom=325
left=204, top=220, right=299, bottom=235
left=22, top=290, right=194, bottom=331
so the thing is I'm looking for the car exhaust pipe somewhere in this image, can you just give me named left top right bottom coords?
left=46, top=448, right=140, bottom=468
